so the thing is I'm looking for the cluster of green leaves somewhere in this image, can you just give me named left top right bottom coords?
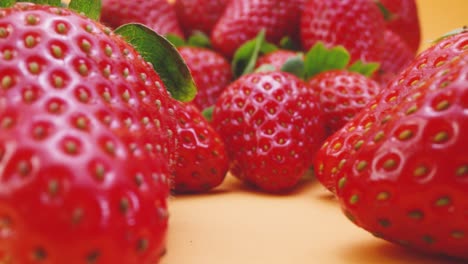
left=231, top=30, right=380, bottom=81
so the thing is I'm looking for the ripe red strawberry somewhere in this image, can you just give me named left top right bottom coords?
left=314, top=31, right=468, bottom=259
left=212, top=71, right=325, bottom=192
left=374, top=30, right=415, bottom=86
left=100, top=0, right=184, bottom=38
left=377, top=0, right=421, bottom=53
left=255, top=50, right=302, bottom=71
left=0, top=3, right=182, bottom=263
left=178, top=46, right=232, bottom=110
left=308, top=70, right=381, bottom=136
left=211, top=0, right=305, bottom=59
left=174, top=0, right=230, bottom=37
left=315, top=30, right=468, bottom=193
left=300, top=0, right=385, bottom=63
left=172, top=103, right=228, bottom=193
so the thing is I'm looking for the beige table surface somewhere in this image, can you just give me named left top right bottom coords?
left=162, top=1, right=468, bottom=263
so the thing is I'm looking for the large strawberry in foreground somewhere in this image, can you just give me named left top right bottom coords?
left=315, top=30, right=468, bottom=259
left=212, top=71, right=325, bottom=192
left=0, top=2, right=193, bottom=263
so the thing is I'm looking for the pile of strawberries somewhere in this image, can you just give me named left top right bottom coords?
left=0, top=0, right=467, bottom=263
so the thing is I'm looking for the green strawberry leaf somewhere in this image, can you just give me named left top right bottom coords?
left=260, top=41, right=279, bottom=55
left=116, top=23, right=197, bottom=102
left=373, top=0, right=394, bottom=21
left=165, top=34, right=186, bottom=48
left=280, top=55, right=306, bottom=79
left=202, top=106, right=214, bottom=122
left=231, top=29, right=279, bottom=78
left=304, top=42, right=350, bottom=79
left=280, top=36, right=300, bottom=51
left=432, top=26, right=468, bottom=44
left=232, top=29, right=267, bottom=78
left=187, top=31, right=212, bottom=48
left=255, top=64, right=277, bottom=73
left=17, top=0, right=62, bottom=6
left=68, top=0, right=101, bottom=20
left=0, top=0, right=15, bottom=7
left=348, top=60, right=380, bottom=77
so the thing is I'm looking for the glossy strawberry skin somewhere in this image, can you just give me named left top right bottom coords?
left=255, top=50, right=301, bottom=71
left=315, top=31, right=468, bottom=193
left=337, top=53, right=468, bottom=260
left=174, top=0, right=229, bottom=37
left=300, top=0, right=385, bottom=63
left=315, top=32, right=468, bottom=258
left=211, top=0, right=305, bottom=59
left=0, top=4, right=180, bottom=263
left=101, top=0, right=184, bottom=37
left=172, top=103, right=228, bottom=193
left=378, top=0, right=421, bottom=53
left=178, top=46, right=232, bottom=110
left=374, top=30, right=415, bottom=86
left=308, top=70, right=381, bottom=136
left=212, top=72, right=325, bottom=192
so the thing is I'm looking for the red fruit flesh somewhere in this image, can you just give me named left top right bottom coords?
left=212, top=71, right=325, bottom=192
left=0, top=4, right=179, bottom=263
left=173, top=103, right=228, bottom=193
left=337, top=53, right=468, bottom=260
left=300, top=0, right=385, bottom=63
left=178, top=47, right=232, bottom=110
left=211, top=0, right=305, bottom=59
left=314, top=30, right=468, bottom=259
left=174, top=0, right=229, bottom=37
left=378, top=0, right=421, bottom=53
left=255, top=50, right=301, bottom=71
left=308, top=70, right=381, bottom=136
left=101, top=0, right=184, bottom=37
left=315, top=31, right=468, bottom=193
left=374, top=30, right=415, bottom=86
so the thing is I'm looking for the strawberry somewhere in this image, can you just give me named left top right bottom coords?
left=377, top=0, right=421, bottom=53
left=374, top=30, right=415, bottom=86
left=308, top=70, right=381, bottom=136
left=315, top=30, right=468, bottom=193
left=314, top=30, right=468, bottom=259
left=255, top=49, right=302, bottom=71
left=172, top=103, right=228, bottom=193
left=174, top=0, right=229, bottom=37
left=178, top=46, right=232, bottom=110
left=212, top=71, right=325, bottom=192
left=211, top=0, right=305, bottom=59
left=300, top=0, right=385, bottom=64
left=0, top=3, right=184, bottom=263
left=100, top=0, right=184, bottom=38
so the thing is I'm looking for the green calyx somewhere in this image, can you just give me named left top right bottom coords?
left=303, top=42, right=380, bottom=79
left=229, top=29, right=379, bottom=80
left=166, top=31, right=212, bottom=49
left=115, top=23, right=197, bottom=102
left=373, top=0, right=395, bottom=21
left=432, top=26, right=468, bottom=44
left=231, top=29, right=278, bottom=78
